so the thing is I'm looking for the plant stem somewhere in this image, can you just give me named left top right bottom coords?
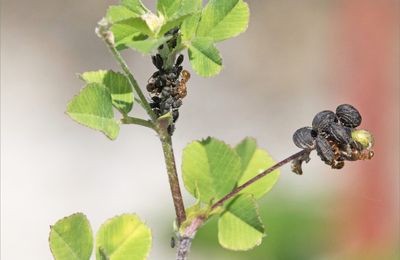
left=175, top=150, right=308, bottom=259
left=211, top=149, right=307, bottom=210
left=99, top=26, right=187, bottom=227
left=160, top=135, right=187, bottom=226
left=101, top=35, right=157, bottom=122
left=121, top=116, right=155, bottom=129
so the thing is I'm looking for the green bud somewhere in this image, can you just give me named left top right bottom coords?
left=351, top=129, right=374, bottom=149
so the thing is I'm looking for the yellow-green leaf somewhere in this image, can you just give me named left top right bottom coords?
left=235, top=137, right=280, bottom=198
left=49, top=213, right=93, bottom=260
left=218, top=194, right=264, bottom=251
left=196, top=0, right=249, bottom=42
left=96, top=214, right=152, bottom=260
left=66, top=83, right=120, bottom=140
left=182, top=137, right=241, bottom=203
left=80, top=70, right=133, bottom=114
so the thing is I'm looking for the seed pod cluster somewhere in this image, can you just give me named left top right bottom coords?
left=292, top=104, right=374, bottom=174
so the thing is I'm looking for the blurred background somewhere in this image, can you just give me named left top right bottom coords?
left=1, top=0, right=399, bottom=259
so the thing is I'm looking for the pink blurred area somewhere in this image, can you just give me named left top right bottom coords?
left=1, top=0, right=399, bottom=259
left=332, top=0, right=399, bottom=258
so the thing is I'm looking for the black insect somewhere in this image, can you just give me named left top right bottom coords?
left=147, top=50, right=189, bottom=136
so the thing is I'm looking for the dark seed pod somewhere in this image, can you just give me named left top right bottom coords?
left=312, top=110, right=337, bottom=133
left=292, top=127, right=316, bottom=150
left=175, top=54, right=184, bottom=66
left=172, top=109, right=179, bottom=122
left=336, top=104, right=362, bottom=128
left=327, top=123, right=352, bottom=144
left=316, top=135, right=335, bottom=164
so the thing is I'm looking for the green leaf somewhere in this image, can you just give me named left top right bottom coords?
left=182, top=137, right=241, bottom=203
left=157, top=0, right=202, bottom=18
left=218, top=194, right=264, bottom=251
left=106, top=6, right=139, bottom=23
left=188, top=37, right=222, bottom=77
left=110, top=21, right=143, bottom=50
left=181, top=12, right=201, bottom=41
left=157, top=0, right=182, bottom=18
left=235, top=138, right=280, bottom=199
left=158, top=13, right=192, bottom=37
left=96, top=214, right=152, bottom=260
left=120, top=16, right=156, bottom=37
left=196, top=0, right=250, bottom=42
left=66, top=83, right=120, bottom=140
left=125, top=36, right=171, bottom=54
left=121, top=0, right=149, bottom=15
left=80, top=71, right=133, bottom=114
left=49, top=213, right=93, bottom=260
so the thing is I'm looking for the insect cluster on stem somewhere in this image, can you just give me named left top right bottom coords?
left=292, top=104, right=374, bottom=174
left=146, top=29, right=190, bottom=135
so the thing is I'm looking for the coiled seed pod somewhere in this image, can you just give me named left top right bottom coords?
left=293, top=127, right=316, bottom=150
left=327, top=123, right=352, bottom=144
left=312, top=110, right=337, bottom=133
left=336, top=104, right=362, bottom=128
left=316, top=135, right=335, bottom=163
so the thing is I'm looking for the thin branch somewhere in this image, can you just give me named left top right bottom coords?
left=97, top=23, right=157, bottom=122
left=160, top=135, right=187, bottom=226
left=211, top=150, right=308, bottom=210
left=121, top=116, right=155, bottom=129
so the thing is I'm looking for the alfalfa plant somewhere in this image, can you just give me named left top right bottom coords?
left=48, top=1, right=375, bottom=259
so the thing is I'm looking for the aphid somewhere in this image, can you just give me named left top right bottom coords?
left=168, top=124, right=175, bottom=135
left=175, top=54, right=184, bottom=67
left=336, top=104, right=362, bottom=128
left=292, top=127, right=316, bottom=150
left=152, top=54, right=164, bottom=70
left=351, top=129, right=374, bottom=149
left=315, top=135, right=335, bottom=164
left=178, top=70, right=190, bottom=98
left=172, top=109, right=179, bottom=122
left=170, top=237, right=176, bottom=248
left=172, top=99, right=182, bottom=109
left=146, top=83, right=156, bottom=93
left=312, top=110, right=337, bottom=134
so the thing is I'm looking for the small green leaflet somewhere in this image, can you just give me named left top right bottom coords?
left=196, top=0, right=250, bottom=42
left=80, top=70, right=133, bottom=115
left=49, top=213, right=93, bottom=260
left=182, top=137, right=241, bottom=203
left=218, top=194, right=265, bottom=250
left=188, top=37, right=222, bottom=77
left=66, top=83, right=120, bottom=140
left=96, top=214, right=152, bottom=260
